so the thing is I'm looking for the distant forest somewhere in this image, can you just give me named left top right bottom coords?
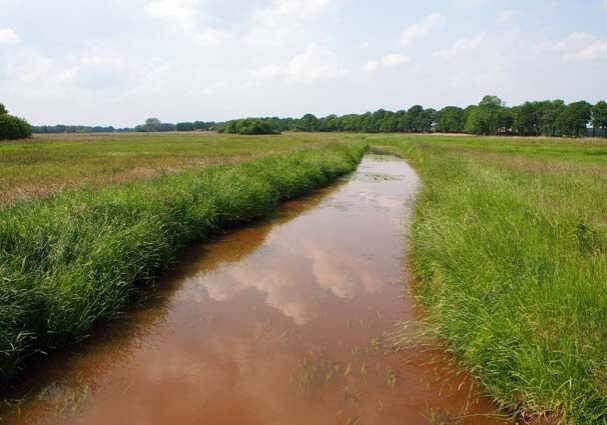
left=31, top=96, right=607, bottom=138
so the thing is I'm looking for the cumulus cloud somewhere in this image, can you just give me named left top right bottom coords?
left=433, top=32, right=486, bottom=59
left=497, top=9, right=521, bottom=25
left=539, top=32, right=607, bottom=62
left=255, top=43, right=348, bottom=82
left=194, top=28, right=230, bottom=45
left=0, top=28, right=20, bottom=44
left=145, top=0, right=231, bottom=45
left=3, top=51, right=172, bottom=94
left=255, top=0, right=334, bottom=24
left=364, top=53, right=411, bottom=73
left=401, top=13, right=444, bottom=45
left=145, top=0, right=199, bottom=24
left=247, top=0, right=336, bottom=46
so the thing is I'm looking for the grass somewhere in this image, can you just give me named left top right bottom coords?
left=0, top=133, right=367, bottom=384
left=373, top=134, right=607, bottom=423
left=0, top=132, right=361, bottom=204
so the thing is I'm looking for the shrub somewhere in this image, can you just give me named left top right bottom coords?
left=0, top=115, right=32, bottom=140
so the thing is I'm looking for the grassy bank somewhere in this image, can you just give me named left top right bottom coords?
left=0, top=140, right=367, bottom=384
left=375, top=135, right=607, bottom=423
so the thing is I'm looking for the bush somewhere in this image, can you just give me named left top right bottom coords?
left=224, top=118, right=280, bottom=135
left=0, top=115, right=32, bottom=140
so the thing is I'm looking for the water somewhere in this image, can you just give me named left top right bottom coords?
left=2, top=155, right=510, bottom=425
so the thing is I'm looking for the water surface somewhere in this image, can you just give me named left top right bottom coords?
left=2, top=156, right=509, bottom=425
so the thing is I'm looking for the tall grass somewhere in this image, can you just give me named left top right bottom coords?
left=0, top=142, right=367, bottom=384
left=376, top=135, right=607, bottom=424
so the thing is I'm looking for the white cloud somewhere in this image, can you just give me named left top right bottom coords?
left=145, top=0, right=232, bottom=45
left=401, top=13, right=444, bottom=45
left=3, top=51, right=172, bottom=94
left=364, top=53, right=411, bottom=72
left=433, top=32, right=486, bottom=59
left=539, top=32, right=607, bottom=62
left=0, top=28, right=20, bottom=44
left=145, top=0, right=199, bottom=27
left=255, top=0, right=334, bottom=24
left=497, top=9, right=521, bottom=25
left=451, top=0, right=488, bottom=5
left=194, top=29, right=230, bottom=45
left=255, top=43, right=348, bottom=82
left=247, top=0, right=336, bottom=46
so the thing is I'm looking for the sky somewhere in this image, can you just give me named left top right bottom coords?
left=1, top=0, right=606, bottom=127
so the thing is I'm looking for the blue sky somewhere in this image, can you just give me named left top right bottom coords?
left=1, top=0, right=606, bottom=126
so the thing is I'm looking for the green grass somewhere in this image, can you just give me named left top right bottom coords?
left=0, top=136, right=367, bottom=384
left=0, top=132, right=361, bottom=204
left=374, top=134, right=607, bottom=424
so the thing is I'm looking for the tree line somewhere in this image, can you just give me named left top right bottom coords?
left=133, top=118, right=215, bottom=133
left=218, top=96, right=607, bottom=137
left=0, top=103, right=32, bottom=140
left=16, top=95, right=607, bottom=138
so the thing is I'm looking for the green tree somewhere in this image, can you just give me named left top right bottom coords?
left=558, top=101, right=592, bottom=137
left=0, top=115, right=32, bottom=140
left=465, top=96, right=505, bottom=135
left=176, top=122, right=195, bottom=131
left=0, top=103, right=7, bottom=115
left=537, top=100, right=566, bottom=137
left=592, top=101, right=607, bottom=137
left=436, top=106, right=465, bottom=133
left=512, top=102, right=540, bottom=136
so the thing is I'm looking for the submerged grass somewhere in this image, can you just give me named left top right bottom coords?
left=0, top=141, right=367, bottom=384
left=374, top=134, right=607, bottom=424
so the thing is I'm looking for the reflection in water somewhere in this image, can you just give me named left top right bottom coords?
left=1, top=156, right=511, bottom=425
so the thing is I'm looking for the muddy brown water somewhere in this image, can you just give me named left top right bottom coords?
left=1, top=155, right=511, bottom=425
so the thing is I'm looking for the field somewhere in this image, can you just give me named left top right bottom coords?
left=3, top=132, right=607, bottom=423
left=0, top=132, right=359, bottom=205
left=377, top=134, right=607, bottom=423
left=0, top=133, right=367, bottom=384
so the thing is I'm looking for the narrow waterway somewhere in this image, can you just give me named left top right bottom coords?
left=2, top=155, right=509, bottom=425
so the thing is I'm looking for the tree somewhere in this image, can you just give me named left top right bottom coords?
left=479, top=95, right=504, bottom=108
left=512, top=102, right=539, bottom=136
left=558, top=101, right=592, bottom=137
left=135, top=118, right=175, bottom=132
left=436, top=106, right=465, bottom=133
left=592, top=101, right=607, bottom=137
left=406, top=105, right=424, bottom=132
left=0, top=114, right=32, bottom=140
left=465, top=96, right=505, bottom=135
left=297, top=114, right=319, bottom=132
left=176, top=122, right=195, bottom=131
left=498, top=107, right=513, bottom=134
left=0, top=103, right=7, bottom=115
left=537, top=100, right=566, bottom=137
left=223, top=118, right=279, bottom=135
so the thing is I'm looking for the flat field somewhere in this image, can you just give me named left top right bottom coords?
left=0, top=132, right=358, bottom=204
left=3, top=132, right=607, bottom=424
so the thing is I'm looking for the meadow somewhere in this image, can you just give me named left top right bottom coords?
left=0, top=132, right=367, bottom=384
left=0, top=132, right=359, bottom=204
left=3, top=131, right=607, bottom=424
left=378, top=134, right=607, bottom=424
